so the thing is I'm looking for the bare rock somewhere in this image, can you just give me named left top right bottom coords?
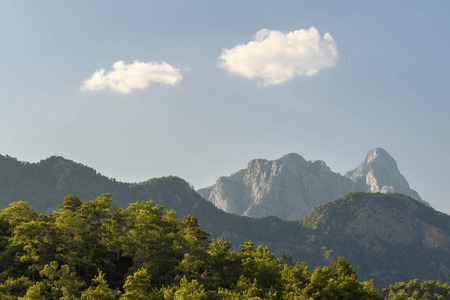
left=204, top=153, right=356, bottom=220
left=345, top=148, right=426, bottom=205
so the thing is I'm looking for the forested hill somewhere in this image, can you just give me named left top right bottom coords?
left=0, top=155, right=138, bottom=213
left=302, top=192, right=450, bottom=288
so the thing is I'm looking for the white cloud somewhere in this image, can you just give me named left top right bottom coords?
left=218, top=27, right=338, bottom=86
left=81, top=60, right=182, bottom=94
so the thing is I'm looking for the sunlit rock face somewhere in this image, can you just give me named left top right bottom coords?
left=202, top=153, right=357, bottom=220
left=198, top=148, right=427, bottom=220
left=345, top=148, right=425, bottom=204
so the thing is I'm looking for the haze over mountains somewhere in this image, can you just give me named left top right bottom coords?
left=198, top=148, right=426, bottom=220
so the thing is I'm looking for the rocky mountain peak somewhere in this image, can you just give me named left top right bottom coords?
left=345, top=148, right=425, bottom=204
left=202, top=153, right=356, bottom=220
left=278, top=152, right=306, bottom=163
left=199, top=148, right=428, bottom=220
left=364, top=147, right=393, bottom=164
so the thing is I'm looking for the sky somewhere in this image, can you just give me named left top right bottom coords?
left=1, top=1, right=449, bottom=214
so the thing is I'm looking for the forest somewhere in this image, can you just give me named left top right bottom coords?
left=0, top=194, right=449, bottom=299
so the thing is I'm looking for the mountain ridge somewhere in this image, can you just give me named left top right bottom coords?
left=198, top=148, right=428, bottom=220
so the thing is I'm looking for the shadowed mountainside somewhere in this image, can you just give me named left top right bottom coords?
left=0, top=155, right=138, bottom=213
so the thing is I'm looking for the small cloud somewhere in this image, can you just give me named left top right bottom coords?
left=81, top=60, right=182, bottom=94
left=218, top=27, right=338, bottom=86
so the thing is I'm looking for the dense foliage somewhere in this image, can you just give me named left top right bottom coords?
left=0, top=195, right=384, bottom=299
left=382, top=279, right=450, bottom=299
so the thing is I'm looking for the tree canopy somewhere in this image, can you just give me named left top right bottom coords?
left=0, top=194, right=386, bottom=299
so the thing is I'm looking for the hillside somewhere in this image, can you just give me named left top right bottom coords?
left=0, top=155, right=138, bottom=213
left=302, top=192, right=450, bottom=288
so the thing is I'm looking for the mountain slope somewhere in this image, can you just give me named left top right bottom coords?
left=301, top=192, right=450, bottom=288
left=198, top=148, right=427, bottom=219
left=0, top=155, right=140, bottom=213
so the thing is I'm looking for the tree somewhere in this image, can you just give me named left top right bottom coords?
left=0, top=276, right=33, bottom=300
left=121, top=268, right=156, bottom=300
left=0, top=201, right=38, bottom=235
left=80, top=269, right=120, bottom=300
left=124, top=201, right=179, bottom=285
left=299, top=257, right=382, bottom=299
left=10, top=219, right=59, bottom=276
left=38, top=261, right=85, bottom=299
left=172, top=276, right=207, bottom=300
left=239, top=242, right=283, bottom=292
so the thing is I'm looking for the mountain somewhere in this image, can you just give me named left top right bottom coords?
left=198, top=153, right=356, bottom=220
left=0, top=154, right=139, bottom=214
left=345, top=147, right=423, bottom=202
left=301, top=192, right=450, bottom=288
left=198, top=148, right=427, bottom=219
left=303, top=192, right=447, bottom=250
left=1, top=153, right=448, bottom=289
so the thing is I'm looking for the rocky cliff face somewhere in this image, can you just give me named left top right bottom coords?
left=200, top=153, right=357, bottom=220
left=345, top=148, right=424, bottom=203
left=198, top=148, right=427, bottom=220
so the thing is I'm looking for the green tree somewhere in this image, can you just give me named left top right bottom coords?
left=124, top=201, right=180, bottom=285
left=300, top=257, right=382, bottom=300
left=80, top=269, right=120, bottom=300
left=38, top=261, right=85, bottom=299
left=19, top=281, right=46, bottom=300
left=239, top=242, right=282, bottom=293
left=10, top=219, right=59, bottom=276
left=0, top=201, right=38, bottom=235
left=0, top=276, right=33, bottom=300
left=172, top=276, right=207, bottom=300
left=208, top=237, right=239, bottom=289
left=121, top=268, right=156, bottom=300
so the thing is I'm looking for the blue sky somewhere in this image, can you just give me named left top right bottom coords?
left=1, top=1, right=449, bottom=214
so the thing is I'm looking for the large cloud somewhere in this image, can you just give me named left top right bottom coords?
left=218, top=27, right=338, bottom=86
left=81, top=60, right=182, bottom=94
